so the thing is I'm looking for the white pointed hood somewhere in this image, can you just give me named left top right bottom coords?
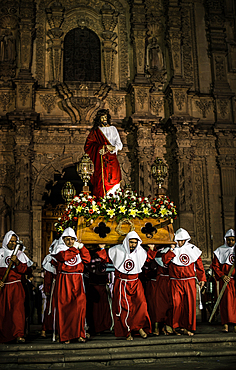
left=42, top=239, right=58, bottom=274
left=214, top=229, right=235, bottom=265
left=0, top=230, right=33, bottom=267
left=108, top=231, right=147, bottom=274
left=171, top=228, right=202, bottom=266
left=52, top=227, right=82, bottom=267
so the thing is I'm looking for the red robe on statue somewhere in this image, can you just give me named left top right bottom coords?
left=212, top=255, right=236, bottom=325
left=53, top=246, right=91, bottom=342
left=98, top=248, right=155, bottom=338
left=162, top=250, right=206, bottom=331
left=0, top=262, right=27, bottom=343
left=84, top=128, right=121, bottom=198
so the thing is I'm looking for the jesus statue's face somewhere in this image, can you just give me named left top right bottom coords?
left=100, top=114, right=109, bottom=127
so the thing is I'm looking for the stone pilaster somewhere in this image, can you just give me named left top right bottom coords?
left=131, top=0, right=147, bottom=83
left=134, top=121, right=154, bottom=197
left=8, top=112, right=38, bottom=258
left=46, top=2, right=65, bottom=86
left=205, top=0, right=234, bottom=123
left=215, top=129, right=236, bottom=233
left=101, top=3, right=118, bottom=87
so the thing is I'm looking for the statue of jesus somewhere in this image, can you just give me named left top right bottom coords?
left=84, top=109, right=123, bottom=198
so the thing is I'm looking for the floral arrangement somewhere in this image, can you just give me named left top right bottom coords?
left=55, top=189, right=177, bottom=233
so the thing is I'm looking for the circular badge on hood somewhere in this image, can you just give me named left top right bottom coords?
left=124, top=259, right=135, bottom=272
left=179, top=254, right=190, bottom=265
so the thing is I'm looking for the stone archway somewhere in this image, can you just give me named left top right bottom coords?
left=32, top=152, right=84, bottom=266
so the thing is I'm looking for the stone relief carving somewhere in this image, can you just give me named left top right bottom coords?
left=218, top=99, right=229, bottom=118
left=150, top=96, right=163, bottom=115
left=195, top=100, right=212, bottom=118
left=181, top=6, right=194, bottom=85
left=174, top=91, right=186, bottom=111
left=19, top=85, right=30, bottom=107
left=0, top=29, right=16, bottom=62
left=215, top=56, right=226, bottom=80
left=0, top=91, right=14, bottom=111
left=136, top=89, right=148, bottom=110
left=107, top=96, right=124, bottom=115
left=147, top=37, right=164, bottom=70
left=39, top=94, right=57, bottom=113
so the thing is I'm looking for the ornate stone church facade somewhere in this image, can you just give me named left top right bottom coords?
left=0, top=0, right=235, bottom=270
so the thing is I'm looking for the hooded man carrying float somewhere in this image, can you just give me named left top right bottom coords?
left=98, top=231, right=156, bottom=340
left=212, top=229, right=236, bottom=333
left=0, top=230, right=33, bottom=344
left=162, top=228, right=206, bottom=336
left=51, top=227, right=91, bottom=343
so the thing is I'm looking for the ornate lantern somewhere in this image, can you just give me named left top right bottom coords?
left=76, top=153, right=94, bottom=193
left=61, top=181, right=76, bottom=203
left=151, top=158, right=168, bottom=193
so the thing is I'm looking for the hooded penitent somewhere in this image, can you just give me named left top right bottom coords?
left=52, top=227, right=82, bottom=267
left=0, top=230, right=33, bottom=268
left=169, top=228, right=202, bottom=267
left=108, top=231, right=147, bottom=274
left=213, top=229, right=235, bottom=265
left=42, top=239, right=58, bottom=274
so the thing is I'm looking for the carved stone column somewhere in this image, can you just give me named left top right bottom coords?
left=134, top=121, right=154, bottom=196
left=173, top=121, right=195, bottom=237
left=15, top=1, right=36, bottom=110
left=166, top=1, right=183, bottom=83
left=205, top=0, right=234, bottom=123
left=8, top=112, right=38, bottom=258
left=101, top=3, right=118, bottom=87
left=46, top=2, right=65, bottom=85
left=215, top=129, right=236, bottom=232
left=131, top=0, right=147, bottom=83
left=0, top=1, right=18, bottom=86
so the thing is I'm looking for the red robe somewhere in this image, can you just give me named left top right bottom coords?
left=212, top=255, right=236, bottom=325
left=162, top=250, right=206, bottom=331
left=98, top=249, right=155, bottom=338
left=145, top=264, right=172, bottom=326
left=0, top=262, right=27, bottom=343
left=84, top=128, right=121, bottom=198
left=86, top=252, right=112, bottom=334
left=42, top=270, right=55, bottom=332
left=53, top=246, right=91, bottom=342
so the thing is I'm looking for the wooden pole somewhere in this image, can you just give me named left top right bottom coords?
left=209, top=262, right=235, bottom=323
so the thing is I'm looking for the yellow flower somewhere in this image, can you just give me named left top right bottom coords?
left=143, top=207, right=150, bottom=215
left=129, top=209, right=137, bottom=216
left=92, top=204, right=99, bottom=212
left=119, top=206, right=126, bottom=214
left=76, top=206, right=83, bottom=212
left=107, top=209, right=115, bottom=217
left=160, top=208, right=168, bottom=216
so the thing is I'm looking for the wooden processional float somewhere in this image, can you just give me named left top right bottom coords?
left=76, top=216, right=175, bottom=246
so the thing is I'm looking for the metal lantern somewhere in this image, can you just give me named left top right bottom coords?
left=61, top=181, right=76, bottom=202
left=151, top=158, right=168, bottom=189
left=76, top=153, right=94, bottom=192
